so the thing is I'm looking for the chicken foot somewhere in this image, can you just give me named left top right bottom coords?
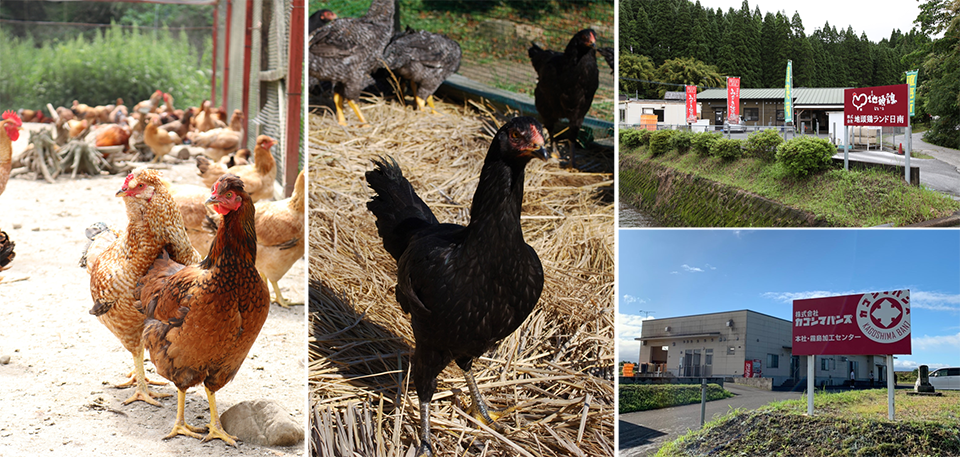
left=163, top=389, right=207, bottom=441
left=200, top=386, right=239, bottom=447
left=333, top=93, right=369, bottom=127
left=118, top=348, right=171, bottom=406
left=462, top=368, right=516, bottom=426
left=262, top=273, right=300, bottom=308
left=411, top=82, right=439, bottom=115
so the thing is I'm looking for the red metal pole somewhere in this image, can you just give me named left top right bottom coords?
left=241, top=0, right=254, bottom=149
left=222, top=0, right=233, bottom=112
left=285, top=0, right=304, bottom=197
left=211, top=1, right=218, bottom=106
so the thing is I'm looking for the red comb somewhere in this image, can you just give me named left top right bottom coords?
left=2, top=111, right=22, bottom=124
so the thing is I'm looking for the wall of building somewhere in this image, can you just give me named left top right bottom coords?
left=619, top=100, right=699, bottom=126
left=743, top=311, right=794, bottom=386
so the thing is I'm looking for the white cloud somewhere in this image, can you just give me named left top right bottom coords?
left=706, top=264, right=717, bottom=270
left=681, top=264, right=704, bottom=273
left=894, top=359, right=950, bottom=371
left=622, top=294, right=646, bottom=305
left=912, top=332, right=960, bottom=351
left=617, top=313, right=655, bottom=364
left=912, top=291, right=960, bottom=312
left=670, top=271, right=679, bottom=275
left=761, top=290, right=856, bottom=303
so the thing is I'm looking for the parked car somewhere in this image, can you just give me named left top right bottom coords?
left=929, top=367, right=960, bottom=390
left=723, top=117, right=746, bottom=133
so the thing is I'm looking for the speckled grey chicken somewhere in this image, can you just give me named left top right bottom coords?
left=529, top=29, right=599, bottom=167
left=383, top=28, right=461, bottom=113
left=308, top=0, right=394, bottom=126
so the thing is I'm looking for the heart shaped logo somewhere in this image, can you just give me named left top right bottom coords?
left=852, top=93, right=867, bottom=111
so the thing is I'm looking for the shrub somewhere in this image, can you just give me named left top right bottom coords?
left=619, top=129, right=644, bottom=150
left=692, top=132, right=722, bottom=156
left=649, top=129, right=679, bottom=156
left=776, top=136, right=837, bottom=177
left=711, top=138, right=743, bottom=160
left=638, top=129, right=652, bottom=147
left=745, top=129, right=784, bottom=161
left=619, top=384, right=734, bottom=413
left=670, top=130, right=695, bottom=154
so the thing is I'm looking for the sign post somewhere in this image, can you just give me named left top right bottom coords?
left=785, top=61, right=793, bottom=140
left=905, top=70, right=919, bottom=184
left=685, top=85, right=698, bottom=128
left=727, top=77, right=740, bottom=139
left=793, top=290, right=911, bottom=419
left=843, top=84, right=910, bottom=181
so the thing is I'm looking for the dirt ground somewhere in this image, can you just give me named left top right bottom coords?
left=0, top=132, right=307, bottom=456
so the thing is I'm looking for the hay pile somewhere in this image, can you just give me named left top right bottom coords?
left=308, top=97, right=614, bottom=457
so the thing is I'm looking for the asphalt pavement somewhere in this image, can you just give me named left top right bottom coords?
left=618, top=383, right=804, bottom=457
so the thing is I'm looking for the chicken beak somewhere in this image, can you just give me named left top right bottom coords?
left=521, top=143, right=549, bottom=161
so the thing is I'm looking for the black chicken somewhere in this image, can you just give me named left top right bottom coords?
left=308, top=8, right=337, bottom=33
left=0, top=230, right=14, bottom=271
left=308, top=0, right=394, bottom=126
left=598, top=46, right=614, bottom=74
left=366, top=117, right=548, bottom=456
left=383, top=28, right=462, bottom=113
left=528, top=29, right=599, bottom=167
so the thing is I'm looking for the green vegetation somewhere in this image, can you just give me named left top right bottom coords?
left=649, top=129, right=678, bottom=156
left=896, top=369, right=920, bottom=384
left=744, top=128, right=783, bottom=161
left=0, top=25, right=211, bottom=112
left=775, top=136, right=835, bottom=178
left=619, top=130, right=960, bottom=226
left=620, top=384, right=734, bottom=414
left=657, top=389, right=960, bottom=456
left=710, top=138, right=742, bottom=161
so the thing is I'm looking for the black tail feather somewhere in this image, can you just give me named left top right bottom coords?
left=0, top=231, right=15, bottom=269
left=365, top=156, right=438, bottom=261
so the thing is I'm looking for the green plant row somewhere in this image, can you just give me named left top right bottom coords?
left=620, top=127, right=838, bottom=178
left=619, top=383, right=734, bottom=413
left=0, top=24, right=212, bottom=112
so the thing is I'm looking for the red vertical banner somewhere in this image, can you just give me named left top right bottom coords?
left=727, top=77, right=740, bottom=122
left=685, top=85, right=698, bottom=124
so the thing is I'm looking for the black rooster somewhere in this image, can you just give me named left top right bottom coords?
left=529, top=29, right=599, bottom=167
left=308, top=0, right=394, bottom=126
left=366, top=117, right=548, bottom=456
left=0, top=230, right=14, bottom=271
left=383, top=28, right=462, bottom=113
left=598, top=46, right=614, bottom=74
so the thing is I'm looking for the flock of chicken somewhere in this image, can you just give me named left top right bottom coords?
left=308, top=0, right=610, bottom=164
left=1, top=85, right=305, bottom=446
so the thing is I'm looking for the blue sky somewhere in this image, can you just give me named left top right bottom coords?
left=617, top=230, right=960, bottom=371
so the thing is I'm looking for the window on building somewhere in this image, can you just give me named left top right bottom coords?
left=776, top=109, right=785, bottom=121
left=727, top=346, right=736, bottom=355
left=821, top=358, right=828, bottom=371
left=767, top=354, right=779, bottom=369
left=705, top=349, right=713, bottom=365
left=744, top=108, right=759, bottom=121
left=620, top=109, right=626, bottom=122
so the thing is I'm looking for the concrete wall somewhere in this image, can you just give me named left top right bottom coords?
left=743, top=311, right=794, bottom=386
left=619, top=100, right=697, bottom=126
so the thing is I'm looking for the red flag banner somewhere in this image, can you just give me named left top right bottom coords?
left=793, top=290, right=911, bottom=356
left=844, top=84, right=909, bottom=127
left=685, top=85, right=697, bottom=124
left=727, top=77, right=740, bottom=122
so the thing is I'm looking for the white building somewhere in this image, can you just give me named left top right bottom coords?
left=636, top=310, right=889, bottom=388
left=618, top=96, right=701, bottom=127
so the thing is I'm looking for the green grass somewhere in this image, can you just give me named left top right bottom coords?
left=656, top=389, right=960, bottom=456
left=0, top=25, right=211, bottom=112
left=620, top=384, right=735, bottom=414
left=620, top=145, right=960, bottom=227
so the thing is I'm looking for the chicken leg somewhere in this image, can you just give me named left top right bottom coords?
left=200, top=386, right=238, bottom=447
left=164, top=389, right=207, bottom=441
left=416, top=400, right=434, bottom=457
left=462, top=368, right=515, bottom=426
left=262, top=273, right=297, bottom=308
left=411, top=81, right=438, bottom=115
left=118, top=347, right=171, bottom=406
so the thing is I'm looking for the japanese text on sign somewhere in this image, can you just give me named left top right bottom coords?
left=792, top=290, right=911, bottom=356
left=843, top=85, right=908, bottom=127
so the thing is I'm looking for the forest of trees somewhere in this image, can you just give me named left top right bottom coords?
left=619, top=0, right=959, bottom=148
left=619, top=0, right=927, bottom=89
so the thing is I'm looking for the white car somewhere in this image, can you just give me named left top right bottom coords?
left=929, top=367, right=960, bottom=390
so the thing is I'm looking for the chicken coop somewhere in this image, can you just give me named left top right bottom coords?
left=0, top=0, right=304, bottom=196
left=308, top=0, right=614, bottom=170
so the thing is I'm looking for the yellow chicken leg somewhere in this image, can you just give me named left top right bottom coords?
left=462, top=369, right=515, bottom=426
left=120, top=347, right=171, bottom=406
left=346, top=99, right=369, bottom=127
left=333, top=93, right=348, bottom=126
left=163, top=389, right=206, bottom=441
left=426, top=95, right=439, bottom=115
left=200, top=386, right=238, bottom=447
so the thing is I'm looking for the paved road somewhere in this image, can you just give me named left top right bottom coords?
left=618, top=383, right=804, bottom=457
left=834, top=148, right=960, bottom=198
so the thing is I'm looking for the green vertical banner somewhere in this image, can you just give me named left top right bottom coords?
left=784, top=60, right=793, bottom=123
left=906, top=70, right=918, bottom=116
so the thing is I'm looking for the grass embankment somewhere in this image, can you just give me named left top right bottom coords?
left=657, top=389, right=960, bottom=456
left=620, top=384, right=734, bottom=414
left=620, top=146, right=960, bottom=226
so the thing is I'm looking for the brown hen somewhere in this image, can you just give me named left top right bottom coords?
left=253, top=169, right=304, bottom=307
left=86, top=169, right=201, bottom=406
left=137, top=174, right=270, bottom=446
left=199, top=135, right=276, bottom=202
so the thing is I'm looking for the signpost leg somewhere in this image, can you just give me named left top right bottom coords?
left=700, top=378, right=707, bottom=427
left=843, top=126, right=849, bottom=171
left=887, top=355, right=895, bottom=420
left=807, top=355, right=815, bottom=415
left=905, top=123, right=912, bottom=184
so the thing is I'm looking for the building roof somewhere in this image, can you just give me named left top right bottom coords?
left=697, top=87, right=848, bottom=106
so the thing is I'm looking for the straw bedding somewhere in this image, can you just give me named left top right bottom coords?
left=308, top=96, right=614, bottom=456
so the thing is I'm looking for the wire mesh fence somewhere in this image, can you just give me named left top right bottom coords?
left=310, top=0, right=614, bottom=136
